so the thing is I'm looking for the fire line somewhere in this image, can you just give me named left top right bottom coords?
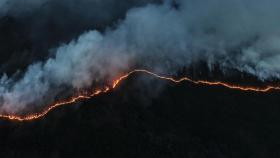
left=0, top=69, right=280, bottom=122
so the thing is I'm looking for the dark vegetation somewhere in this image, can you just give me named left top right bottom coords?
left=1, top=1, right=280, bottom=157
left=0, top=74, right=280, bottom=158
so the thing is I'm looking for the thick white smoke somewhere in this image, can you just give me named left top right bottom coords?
left=1, top=0, right=280, bottom=114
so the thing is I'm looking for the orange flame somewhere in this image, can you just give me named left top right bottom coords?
left=0, top=69, right=279, bottom=122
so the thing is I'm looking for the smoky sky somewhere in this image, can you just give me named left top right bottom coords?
left=0, top=0, right=161, bottom=75
left=1, top=0, right=280, bottom=114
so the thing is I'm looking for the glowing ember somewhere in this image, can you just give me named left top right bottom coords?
left=1, top=69, right=279, bottom=122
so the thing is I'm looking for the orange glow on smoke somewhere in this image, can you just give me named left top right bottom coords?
left=0, top=69, right=280, bottom=122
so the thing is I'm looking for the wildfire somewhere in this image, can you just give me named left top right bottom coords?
left=0, top=69, right=279, bottom=122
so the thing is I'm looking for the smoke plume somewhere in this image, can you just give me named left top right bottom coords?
left=0, top=0, right=160, bottom=75
left=1, top=0, right=280, bottom=114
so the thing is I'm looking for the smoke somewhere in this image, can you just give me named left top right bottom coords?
left=0, top=0, right=160, bottom=75
left=0, top=0, right=161, bottom=17
left=0, top=0, right=47, bottom=16
left=1, top=0, right=280, bottom=114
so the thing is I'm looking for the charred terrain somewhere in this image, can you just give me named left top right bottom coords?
left=1, top=73, right=280, bottom=157
left=1, top=0, right=280, bottom=157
